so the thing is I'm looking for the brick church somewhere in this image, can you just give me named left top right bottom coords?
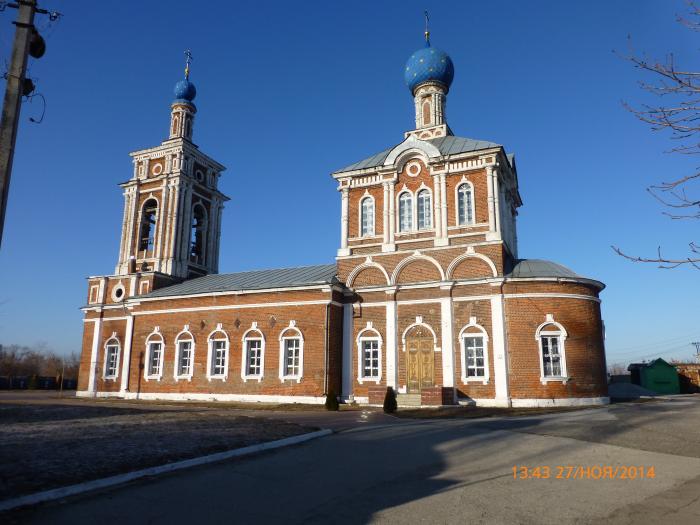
left=78, top=35, right=609, bottom=407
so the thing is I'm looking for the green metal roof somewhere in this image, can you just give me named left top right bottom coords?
left=140, top=264, right=338, bottom=298
left=334, top=135, right=502, bottom=174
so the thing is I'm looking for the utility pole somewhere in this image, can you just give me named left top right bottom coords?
left=0, top=0, right=37, bottom=248
left=692, top=341, right=700, bottom=363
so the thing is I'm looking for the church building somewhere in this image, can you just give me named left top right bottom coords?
left=77, top=35, right=609, bottom=407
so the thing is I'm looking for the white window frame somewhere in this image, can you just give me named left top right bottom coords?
left=356, top=323, right=382, bottom=384
left=103, top=335, right=120, bottom=380
left=455, top=180, right=475, bottom=226
left=359, top=194, right=375, bottom=237
left=278, top=321, right=304, bottom=382
left=144, top=327, right=164, bottom=381
left=241, top=322, right=265, bottom=382
left=206, top=324, right=229, bottom=381
left=458, top=318, right=490, bottom=384
left=173, top=325, right=195, bottom=381
left=535, top=314, right=569, bottom=384
left=397, top=190, right=414, bottom=233
left=416, top=187, right=433, bottom=230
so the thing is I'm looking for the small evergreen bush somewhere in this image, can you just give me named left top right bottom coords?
left=383, top=386, right=397, bottom=413
left=325, top=389, right=339, bottom=411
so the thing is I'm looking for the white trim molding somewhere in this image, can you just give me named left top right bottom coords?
left=535, top=314, right=569, bottom=385
left=206, top=323, right=230, bottom=382
left=356, top=322, right=383, bottom=385
left=279, top=321, right=304, bottom=383
left=458, top=318, right=490, bottom=385
left=401, top=316, right=439, bottom=352
left=391, top=252, right=446, bottom=285
left=144, top=327, right=164, bottom=382
left=446, top=247, right=498, bottom=279
left=241, top=322, right=265, bottom=383
left=346, top=258, right=390, bottom=288
left=102, top=334, right=121, bottom=381
left=173, top=325, right=195, bottom=382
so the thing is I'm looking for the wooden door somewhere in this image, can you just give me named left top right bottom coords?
left=406, top=336, right=434, bottom=393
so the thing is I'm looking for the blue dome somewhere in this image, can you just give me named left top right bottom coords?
left=173, top=79, right=196, bottom=102
left=404, top=45, right=454, bottom=94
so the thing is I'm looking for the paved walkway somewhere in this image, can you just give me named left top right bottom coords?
left=6, top=396, right=700, bottom=524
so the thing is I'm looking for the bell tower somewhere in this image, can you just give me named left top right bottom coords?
left=114, top=52, right=229, bottom=280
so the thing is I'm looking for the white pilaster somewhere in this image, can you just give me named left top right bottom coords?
left=385, top=297, right=398, bottom=388
left=388, top=183, right=396, bottom=246
left=440, top=296, right=454, bottom=388
left=490, top=294, right=510, bottom=405
left=120, top=315, right=134, bottom=393
left=486, top=165, right=501, bottom=241
left=382, top=183, right=390, bottom=245
left=342, top=303, right=354, bottom=400
left=87, top=318, right=103, bottom=395
left=440, top=173, right=448, bottom=238
left=433, top=175, right=442, bottom=238
left=338, top=187, right=350, bottom=256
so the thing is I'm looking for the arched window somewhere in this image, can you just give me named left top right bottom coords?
left=144, top=328, right=164, bottom=380
left=241, top=323, right=265, bottom=381
left=360, top=197, right=375, bottom=237
left=458, top=319, right=490, bottom=384
left=139, top=199, right=158, bottom=252
left=207, top=325, right=229, bottom=380
left=398, top=192, right=413, bottom=232
left=422, top=99, right=431, bottom=125
left=103, top=337, right=120, bottom=380
left=457, top=183, right=474, bottom=226
left=190, top=204, right=207, bottom=265
left=279, top=322, right=304, bottom=382
left=536, top=316, right=568, bottom=382
left=417, top=189, right=432, bottom=230
left=174, top=327, right=195, bottom=380
left=356, top=324, right=382, bottom=384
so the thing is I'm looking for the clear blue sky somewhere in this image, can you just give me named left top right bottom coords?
left=0, top=1, right=698, bottom=366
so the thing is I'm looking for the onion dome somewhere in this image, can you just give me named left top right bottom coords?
left=173, top=79, right=196, bottom=103
left=404, top=43, right=454, bottom=94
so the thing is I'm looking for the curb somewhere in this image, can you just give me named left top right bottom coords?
left=0, top=428, right=332, bottom=512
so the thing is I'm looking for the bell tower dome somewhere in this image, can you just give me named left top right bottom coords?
left=403, top=17, right=455, bottom=140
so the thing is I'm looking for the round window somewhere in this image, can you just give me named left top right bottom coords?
left=195, top=169, right=204, bottom=182
left=151, top=163, right=163, bottom=176
left=111, top=284, right=126, bottom=302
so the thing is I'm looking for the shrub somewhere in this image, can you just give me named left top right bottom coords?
left=383, top=386, right=397, bottom=413
left=325, top=389, right=339, bottom=411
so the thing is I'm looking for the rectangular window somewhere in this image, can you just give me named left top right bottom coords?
left=105, top=345, right=119, bottom=378
left=541, top=336, right=562, bottom=377
left=246, top=339, right=262, bottom=376
left=361, top=339, right=380, bottom=379
left=147, top=342, right=162, bottom=377
left=211, top=340, right=227, bottom=377
left=464, top=336, right=485, bottom=377
left=177, top=340, right=193, bottom=377
left=283, top=338, right=301, bottom=377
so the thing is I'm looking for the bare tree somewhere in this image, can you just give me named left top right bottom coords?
left=612, top=1, right=700, bottom=269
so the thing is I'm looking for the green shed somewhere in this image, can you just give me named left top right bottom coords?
left=628, top=358, right=680, bottom=395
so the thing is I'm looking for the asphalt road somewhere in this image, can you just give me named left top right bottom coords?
left=7, top=396, right=700, bottom=524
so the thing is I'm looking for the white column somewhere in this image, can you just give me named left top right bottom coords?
left=342, top=303, right=354, bottom=401
left=493, top=168, right=501, bottom=234
left=440, top=296, right=454, bottom=388
left=440, top=174, right=448, bottom=240
left=486, top=165, right=496, bottom=233
left=385, top=296, right=397, bottom=388
left=490, top=294, right=510, bottom=406
left=388, top=183, right=396, bottom=246
left=120, top=315, right=134, bottom=393
left=433, top=175, right=442, bottom=238
left=382, top=183, right=390, bottom=245
left=339, top=187, right=350, bottom=256
left=87, top=318, right=103, bottom=395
